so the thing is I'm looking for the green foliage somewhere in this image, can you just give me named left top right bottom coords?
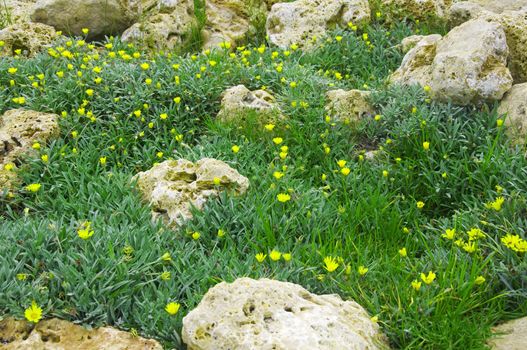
left=0, top=18, right=526, bottom=350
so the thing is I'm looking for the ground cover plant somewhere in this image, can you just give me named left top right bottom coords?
left=0, top=10, right=526, bottom=350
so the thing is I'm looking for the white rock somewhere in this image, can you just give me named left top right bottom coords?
left=266, top=0, right=370, bottom=49
left=325, top=89, right=375, bottom=123
left=391, top=19, right=513, bottom=105
left=497, top=82, right=527, bottom=143
left=30, top=0, right=131, bottom=38
left=488, top=316, right=527, bottom=350
left=217, top=85, right=283, bottom=123
left=182, top=278, right=389, bottom=350
left=133, top=158, right=249, bottom=227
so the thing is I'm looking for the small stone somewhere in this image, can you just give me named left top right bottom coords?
left=133, top=158, right=249, bottom=227
left=0, top=317, right=162, bottom=349
left=217, top=85, right=283, bottom=124
left=182, top=278, right=389, bottom=350
left=382, top=0, right=453, bottom=20
left=325, top=89, right=374, bottom=123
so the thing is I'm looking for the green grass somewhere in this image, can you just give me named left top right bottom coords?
left=0, top=16, right=526, bottom=350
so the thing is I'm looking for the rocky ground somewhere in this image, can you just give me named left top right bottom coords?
left=0, top=0, right=526, bottom=349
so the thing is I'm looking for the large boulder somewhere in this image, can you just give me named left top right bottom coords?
left=30, top=0, right=132, bottom=38
left=217, top=85, right=283, bottom=124
left=0, top=109, right=59, bottom=191
left=382, top=0, right=453, bottom=20
left=448, top=5, right=527, bottom=83
left=203, top=0, right=263, bottom=49
left=133, top=158, right=249, bottom=227
left=497, top=83, right=527, bottom=143
left=488, top=316, right=527, bottom=350
left=182, top=278, right=388, bottom=350
left=0, top=22, right=57, bottom=57
left=122, top=0, right=195, bottom=49
left=266, top=0, right=371, bottom=49
left=391, top=19, right=513, bottom=105
left=0, top=317, right=162, bottom=349
left=325, top=89, right=375, bottom=123
left=1, top=0, right=36, bottom=24
left=449, top=0, right=527, bottom=26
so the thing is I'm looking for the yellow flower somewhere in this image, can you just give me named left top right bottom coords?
left=140, top=62, right=150, bottom=70
left=82, top=28, right=89, bottom=35
left=374, top=114, right=382, bottom=121
left=341, top=167, right=351, bottom=176
left=255, top=253, right=266, bottom=263
left=398, top=247, right=407, bottom=257
left=467, top=227, right=485, bottom=240
left=24, top=301, right=43, bottom=323
left=161, top=271, right=171, bottom=280
left=217, top=229, right=225, bottom=238
left=173, top=96, right=181, bottom=104
left=99, top=157, right=107, bottom=166
left=32, top=142, right=41, bottom=150
left=213, top=177, right=221, bottom=185
left=358, top=265, right=368, bottom=276
left=269, top=250, right=281, bottom=261
left=41, top=154, right=49, bottom=163
left=8, top=67, right=17, bottom=74
left=382, top=170, right=389, bottom=177
left=416, top=201, right=425, bottom=209
left=231, top=145, right=240, bottom=153
left=282, top=253, right=292, bottom=261
left=272, top=137, right=283, bottom=145
left=165, top=302, right=180, bottom=315
left=411, top=280, right=422, bottom=291
left=337, top=160, right=347, bottom=168
left=86, top=89, right=94, bottom=97
left=273, top=171, right=284, bottom=180
left=77, top=221, right=94, bottom=240
left=420, top=271, right=436, bottom=285
left=496, top=119, right=504, bottom=127
left=161, top=252, right=172, bottom=261
left=475, top=276, right=486, bottom=285
left=423, top=85, right=431, bottom=92
left=490, top=197, right=505, bottom=211
left=323, top=256, right=339, bottom=272
left=192, top=232, right=200, bottom=240
left=26, top=183, right=41, bottom=193
left=277, top=193, right=291, bottom=203
left=442, top=228, right=455, bottom=240
left=423, top=141, right=430, bottom=150
left=264, top=123, right=275, bottom=131
left=463, top=241, right=476, bottom=253
left=16, top=273, right=27, bottom=281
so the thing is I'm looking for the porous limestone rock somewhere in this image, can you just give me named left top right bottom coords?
left=203, top=0, right=264, bottom=49
left=0, top=109, right=59, bottom=191
left=122, top=0, right=195, bottom=49
left=447, top=5, right=527, bottom=83
left=133, top=158, right=249, bottom=226
left=0, top=22, right=57, bottom=57
left=390, top=34, right=442, bottom=88
left=182, top=278, right=389, bottom=350
left=400, top=34, right=442, bottom=53
left=488, top=316, right=527, bottom=350
left=30, top=0, right=132, bottom=38
left=325, top=89, right=374, bottom=123
left=382, top=0, right=453, bottom=20
left=497, top=83, right=527, bottom=143
left=1, top=0, right=36, bottom=24
left=217, top=85, right=282, bottom=123
left=0, top=317, right=162, bottom=349
left=266, top=0, right=371, bottom=49
left=391, top=19, right=513, bottom=105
